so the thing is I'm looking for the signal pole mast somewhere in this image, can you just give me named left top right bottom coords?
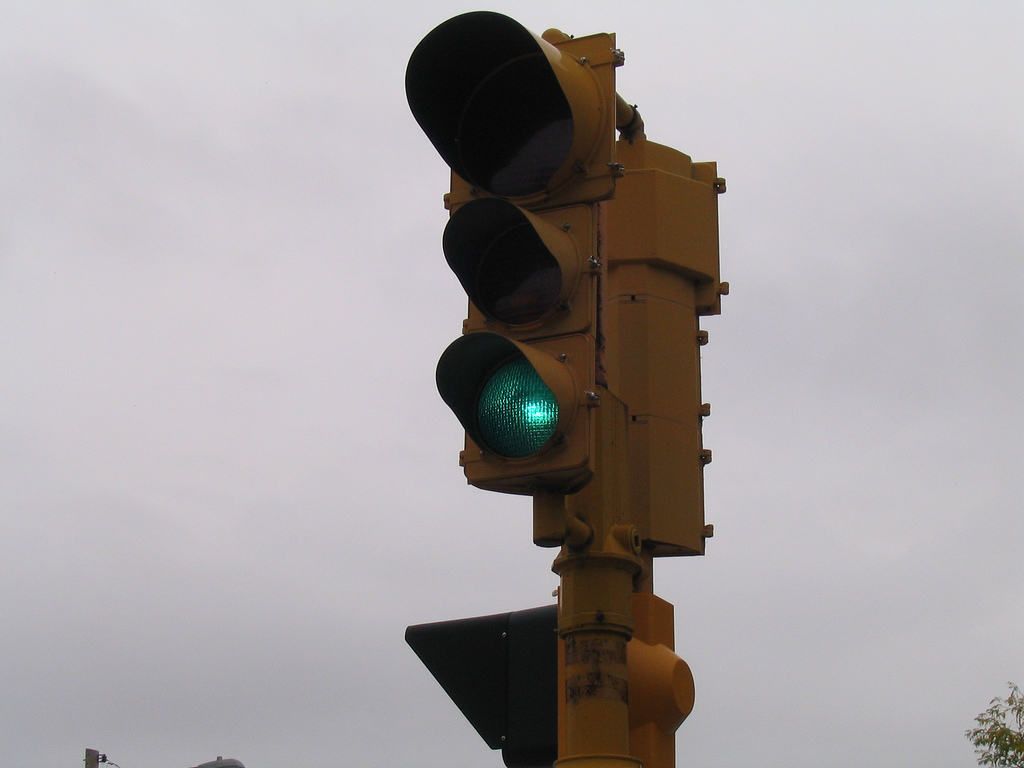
left=405, top=13, right=726, bottom=768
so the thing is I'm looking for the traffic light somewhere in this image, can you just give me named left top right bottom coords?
left=408, top=11, right=625, bottom=497
left=407, top=11, right=725, bottom=768
left=85, top=750, right=101, bottom=768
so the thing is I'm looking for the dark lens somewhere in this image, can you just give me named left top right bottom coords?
left=458, top=54, right=573, bottom=197
left=476, top=223, right=561, bottom=324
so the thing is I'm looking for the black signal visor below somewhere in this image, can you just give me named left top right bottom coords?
left=405, top=605, right=557, bottom=768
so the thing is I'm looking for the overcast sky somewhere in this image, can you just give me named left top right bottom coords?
left=1, top=2, right=1021, bottom=767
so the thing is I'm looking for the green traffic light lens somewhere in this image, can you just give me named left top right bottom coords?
left=477, top=357, right=558, bottom=458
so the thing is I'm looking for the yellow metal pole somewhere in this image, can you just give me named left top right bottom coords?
left=552, top=388, right=643, bottom=768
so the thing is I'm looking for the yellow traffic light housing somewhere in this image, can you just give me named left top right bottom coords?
left=410, top=11, right=611, bottom=496
left=604, top=138, right=725, bottom=556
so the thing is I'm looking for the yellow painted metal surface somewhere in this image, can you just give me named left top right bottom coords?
left=555, top=593, right=695, bottom=768
left=552, top=389, right=643, bottom=768
left=629, top=593, right=694, bottom=768
left=603, top=137, right=724, bottom=556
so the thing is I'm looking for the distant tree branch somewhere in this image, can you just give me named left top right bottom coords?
left=966, top=683, right=1024, bottom=767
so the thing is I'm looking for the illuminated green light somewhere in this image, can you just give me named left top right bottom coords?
left=477, top=357, right=558, bottom=458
